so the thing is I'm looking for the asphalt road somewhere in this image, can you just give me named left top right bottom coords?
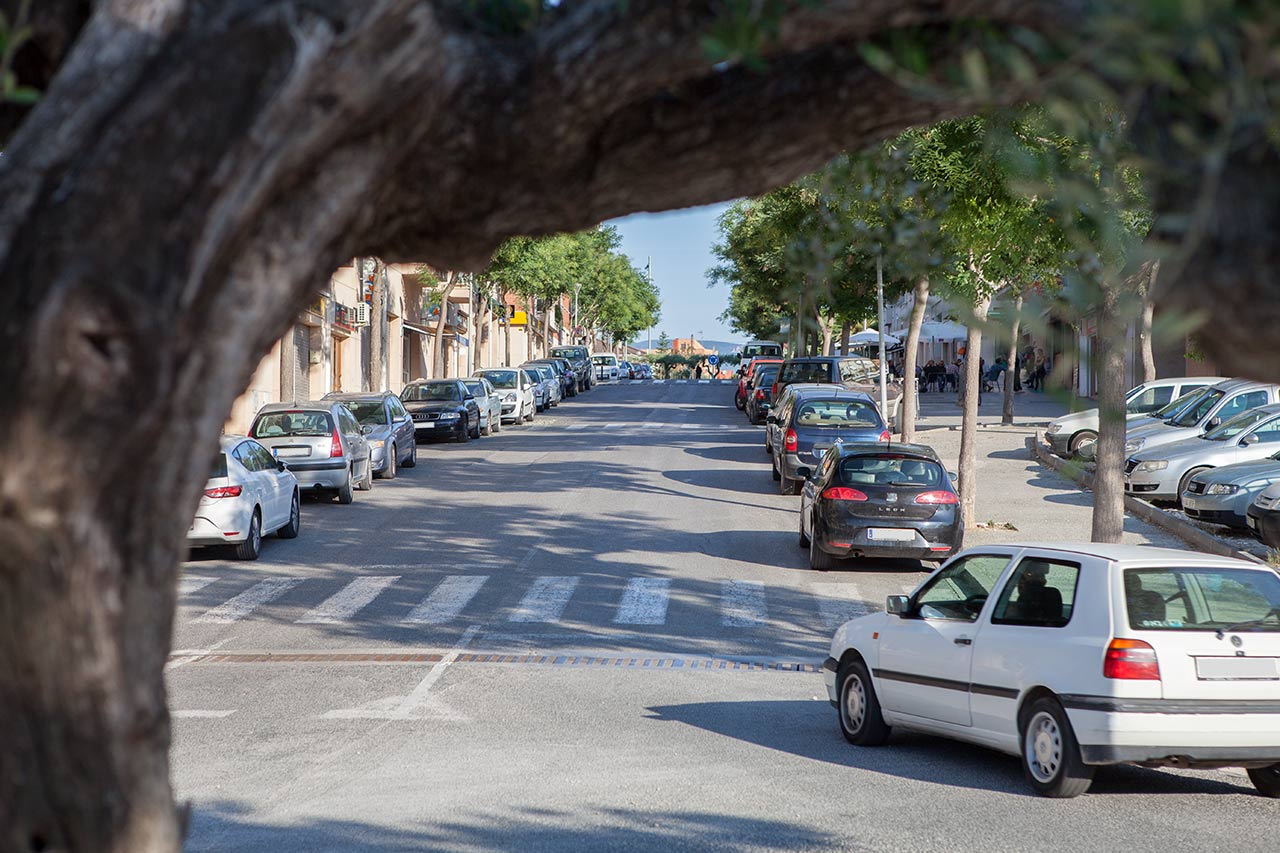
left=171, top=380, right=1276, bottom=852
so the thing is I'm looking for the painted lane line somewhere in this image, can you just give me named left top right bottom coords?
left=509, top=576, right=579, bottom=623
left=679, top=423, right=700, bottom=430
left=297, top=576, right=399, bottom=624
left=811, top=583, right=876, bottom=629
left=403, top=575, right=488, bottom=624
left=698, top=380, right=711, bottom=384
left=179, top=576, right=217, bottom=596
left=566, top=424, right=590, bottom=431
left=172, top=710, right=237, bottom=719
left=614, top=578, right=672, bottom=625
left=721, top=580, right=767, bottom=627
left=604, top=422, right=624, bottom=429
left=324, top=624, right=481, bottom=720
left=194, top=577, right=304, bottom=624
left=643, top=422, right=664, bottom=430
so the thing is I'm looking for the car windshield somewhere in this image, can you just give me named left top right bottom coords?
left=1202, top=408, right=1271, bottom=441
left=402, top=383, right=459, bottom=402
left=794, top=399, right=882, bottom=428
left=1169, top=388, right=1224, bottom=426
left=839, top=456, right=945, bottom=488
left=550, top=348, right=582, bottom=360
left=1124, top=567, right=1280, bottom=632
left=780, top=362, right=832, bottom=384
left=753, top=367, right=780, bottom=388
left=592, top=356, right=615, bottom=365
left=462, top=381, right=486, bottom=397
left=251, top=411, right=333, bottom=438
left=481, top=370, right=518, bottom=389
left=744, top=344, right=782, bottom=357
left=345, top=401, right=388, bottom=425
left=1153, top=387, right=1210, bottom=420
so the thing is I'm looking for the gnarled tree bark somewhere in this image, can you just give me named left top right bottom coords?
left=900, top=276, right=930, bottom=443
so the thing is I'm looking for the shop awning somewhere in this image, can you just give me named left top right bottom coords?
left=403, top=323, right=433, bottom=336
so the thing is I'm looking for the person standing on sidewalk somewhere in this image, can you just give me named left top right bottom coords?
left=695, top=363, right=703, bottom=380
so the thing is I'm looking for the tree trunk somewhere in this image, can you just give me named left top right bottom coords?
left=958, top=295, right=991, bottom=527
left=1091, top=281, right=1129, bottom=543
left=1002, top=294, right=1022, bottom=425
left=369, top=259, right=387, bottom=391
left=432, top=272, right=454, bottom=378
left=839, top=321, right=851, bottom=356
left=900, top=276, right=929, bottom=442
left=473, top=284, right=486, bottom=374
left=543, top=299, right=554, bottom=358
left=1139, top=260, right=1158, bottom=383
left=817, top=310, right=835, bottom=356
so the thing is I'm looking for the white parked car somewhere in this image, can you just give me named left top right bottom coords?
left=1046, top=376, right=1223, bottom=455
left=592, top=353, right=620, bottom=381
left=188, top=436, right=301, bottom=560
left=462, top=376, right=502, bottom=435
left=824, top=543, right=1280, bottom=798
left=474, top=368, right=537, bottom=425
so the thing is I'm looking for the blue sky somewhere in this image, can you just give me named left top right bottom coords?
left=609, top=202, right=739, bottom=347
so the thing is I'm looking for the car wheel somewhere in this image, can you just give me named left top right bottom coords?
left=337, top=472, right=355, bottom=505
left=798, top=507, right=811, bottom=548
left=481, top=416, right=491, bottom=436
left=837, top=658, right=890, bottom=746
left=809, top=531, right=836, bottom=571
left=470, top=417, right=481, bottom=439
left=402, top=443, right=417, bottom=468
left=277, top=491, right=300, bottom=539
left=232, top=509, right=262, bottom=561
left=1019, top=697, right=1095, bottom=798
left=357, top=459, right=374, bottom=490
left=379, top=445, right=397, bottom=479
left=735, top=395, right=746, bottom=411
left=492, top=414, right=501, bottom=433
left=771, top=458, right=781, bottom=481
left=527, top=405, right=535, bottom=423
left=456, top=420, right=469, bottom=443
left=1068, top=430, right=1098, bottom=453
left=1247, top=763, right=1280, bottom=797
left=1178, top=467, right=1209, bottom=503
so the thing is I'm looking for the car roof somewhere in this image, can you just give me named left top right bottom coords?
left=834, top=442, right=939, bottom=460
left=324, top=391, right=392, bottom=401
left=1209, top=378, right=1278, bottom=392
left=791, top=387, right=876, bottom=403
left=256, top=401, right=338, bottom=413
left=979, top=542, right=1259, bottom=568
left=405, top=377, right=458, bottom=384
left=1140, top=375, right=1227, bottom=387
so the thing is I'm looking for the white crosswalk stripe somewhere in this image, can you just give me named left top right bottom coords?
left=614, top=578, right=672, bottom=625
left=566, top=423, right=590, bottom=431
left=403, top=575, right=488, bottom=624
left=179, top=576, right=217, bottom=596
left=721, top=580, right=767, bottom=627
left=298, top=576, right=399, bottom=624
left=810, top=583, right=877, bottom=629
left=509, top=576, right=579, bottom=623
left=194, top=577, right=304, bottom=623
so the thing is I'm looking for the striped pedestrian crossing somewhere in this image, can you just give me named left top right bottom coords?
left=720, top=580, right=767, bottom=627
left=614, top=577, right=672, bottom=625
left=509, top=576, right=579, bottom=622
left=194, top=577, right=305, bottom=624
left=403, top=575, right=489, bottom=624
left=298, top=576, right=400, bottom=624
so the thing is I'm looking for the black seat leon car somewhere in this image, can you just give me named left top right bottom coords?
left=797, top=442, right=963, bottom=570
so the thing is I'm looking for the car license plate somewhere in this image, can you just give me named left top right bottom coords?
left=867, top=528, right=915, bottom=541
left=1195, top=656, right=1278, bottom=680
left=275, top=447, right=309, bottom=458
left=416, top=422, right=434, bottom=429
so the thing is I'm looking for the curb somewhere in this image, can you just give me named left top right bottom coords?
left=1026, top=434, right=1265, bottom=564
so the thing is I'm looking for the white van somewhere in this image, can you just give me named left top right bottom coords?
left=592, top=353, right=620, bottom=382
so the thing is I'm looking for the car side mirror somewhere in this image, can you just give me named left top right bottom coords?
left=886, top=595, right=910, bottom=616
left=949, top=472, right=958, bottom=483
left=276, top=460, right=288, bottom=472
left=361, top=425, right=373, bottom=435
left=464, top=394, right=475, bottom=401
left=794, top=465, right=812, bottom=480
left=1242, top=433, right=1260, bottom=446
left=1208, top=417, right=1222, bottom=428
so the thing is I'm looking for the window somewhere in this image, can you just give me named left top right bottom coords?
left=389, top=397, right=409, bottom=419
left=402, top=382, right=461, bottom=402
left=914, top=554, right=1011, bottom=622
left=839, top=359, right=875, bottom=383
left=1246, top=417, right=1280, bottom=444
left=794, top=399, right=882, bottom=428
left=346, top=400, right=390, bottom=425
left=1124, top=567, right=1280, bottom=631
left=1169, top=389, right=1224, bottom=426
left=991, top=558, right=1080, bottom=627
left=481, top=370, right=517, bottom=389
left=1126, top=385, right=1173, bottom=414
left=1216, top=390, right=1269, bottom=422
left=338, top=407, right=361, bottom=436
left=251, top=411, right=333, bottom=438
left=248, top=442, right=277, bottom=472
left=233, top=442, right=263, bottom=472
left=210, top=453, right=228, bottom=480
left=839, top=455, right=945, bottom=488
left=780, top=361, right=833, bottom=384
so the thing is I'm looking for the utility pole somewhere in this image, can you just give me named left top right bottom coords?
left=646, top=256, right=653, bottom=351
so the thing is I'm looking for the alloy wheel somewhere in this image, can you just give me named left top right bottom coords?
left=1025, top=711, right=1063, bottom=783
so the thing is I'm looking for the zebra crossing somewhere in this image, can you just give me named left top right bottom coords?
left=608, top=379, right=733, bottom=385
left=180, top=573, right=911, bottom=630
left=565, top=421, right=708, bottom=431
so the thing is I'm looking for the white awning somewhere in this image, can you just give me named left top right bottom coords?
left=849, top=328, right=900, bottom=346
left=917, top=321, right=969, bottom=340
left=403, top=323, right=433, bottom=337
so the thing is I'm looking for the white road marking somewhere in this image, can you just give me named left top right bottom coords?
left=643, top=422, right=664, bottom=430
left=179, top=576, right=216, bottom=595
left=721, top=580, right=767, bottom=627
left=653, top=379, right=666, bottom=384
left=698, top=380, right=711, bottom=384
left=172, top=709, right=237, bottom=719
left=298, top=576, right=399, bottom=624
left=680, top=423, right=700, bottom=430
left=166, top=638, right=232, bottom=671
left=614, top=578, right=672, bottom=625
left=403, top=575, right=488, bottom=624
left=324, top=625, right=480, bottom=720
left=604, top=422, right=624, bottom=429
left=567, top=423, right=590, bottom=431
left=811, top=583, right=877, bottom=629
left=509, top=576, right=579, bottom=622
left=194, top=577, right=304, bottom=623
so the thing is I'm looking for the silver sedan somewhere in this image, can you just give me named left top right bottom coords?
left=1183, top=453, right=1280, bottom=528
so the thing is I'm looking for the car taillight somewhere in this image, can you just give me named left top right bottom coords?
left=784, top=429, right=798, bottom=452
left=772, top=382, right=779, bottom=398
left=822, top=486, right=868, bottom=501
left=755, top=389, right=765, bottom=400
left=203, top=486, right=243, bottom=499
left=329, top=427, right=343, bottom=458
left=915, top=491, right=959, bottom=505
left=878, top=429, right=891, bottom=442
left=1103, top=638, right=1161, bottom=680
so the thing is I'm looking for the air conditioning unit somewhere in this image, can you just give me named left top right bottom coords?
left=354, top=303, right=370, bottom=327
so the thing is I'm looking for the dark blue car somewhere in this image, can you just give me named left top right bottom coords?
left=768, top=388, right=888, bottom=495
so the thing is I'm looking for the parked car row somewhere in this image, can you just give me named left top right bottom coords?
left=1047, top=376, right=1280, bottom=546
left=191, top=363, right=597, bottom=560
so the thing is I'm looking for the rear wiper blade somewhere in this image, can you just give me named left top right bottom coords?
left=1218, top=607, right=1280, bottom=637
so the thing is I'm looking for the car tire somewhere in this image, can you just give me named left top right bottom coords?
left=456, top=420, right=469, bottom=443
left=780, top=474, right=800, bottom=496
left=1068, top=430, right=1098, bottom=453
left=837, top=658, right=890, bottom=746
left=470, top=417, right=481, bottom=439
left=402, top=444, right=417, bottom=468
left=798, top=508, right=811, bottom=548
left=1019, top=697, right=1095, bottom=798
left=1178, top=467, right=1209, bottom=503
left=771, top=459, right=781, bottom=481
left=379, top=445, right=397, bottom=479
left=337, top=472, right=354, bottom=505
left=357, top=459, right=374, bottom=490
left=232, top=510, right=262, bottom=561
left=526, top=406, right=535, bottom=423
left=277, top=491, right=300, bottom=539
left=1247, top=764, right=1280, bottom=797
left=809, top=531, right=836, bottom=571
left=492, top=415, right=501, bottom=433
left=735, top=395, right=746, bottom=411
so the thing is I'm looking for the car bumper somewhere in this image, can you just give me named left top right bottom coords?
left=187, top=512, right=250, bottom=546
left=1046, top=432, right=1072, bottom=455
left=280, top=459, right=348, bottom=490
left=1066, top=703, right=1280, bottom=767
left=1246, top=505, right=1280, bottom=544
left=1123, top=469, right=1180, bottom=500
left=370, top=446, right=389, bottom=472
left=1182, top=493, right=1250, bottom=528
left=823, top=657, right=839, bottom=706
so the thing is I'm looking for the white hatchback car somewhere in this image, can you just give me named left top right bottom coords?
left=824, top=543, right=1280, bottom=798
left=188, top=436, right=301, bottom=560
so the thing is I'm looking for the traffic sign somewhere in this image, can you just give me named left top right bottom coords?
left=707, top=354, right=719, bottom=367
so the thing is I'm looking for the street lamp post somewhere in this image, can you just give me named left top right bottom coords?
left=573, top=282, right=582, bottom=345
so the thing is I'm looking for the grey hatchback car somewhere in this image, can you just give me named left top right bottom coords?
left=249, top=401, right=373, bottom=503
left=323, top=391, right=417, bottom=479
left=768, top=387, right=889, bottom=495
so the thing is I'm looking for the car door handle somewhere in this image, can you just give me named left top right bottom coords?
left=953, top=637, right=972, bottom=646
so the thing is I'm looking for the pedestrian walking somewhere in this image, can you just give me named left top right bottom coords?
left=694, top=363, right=703, bottom=380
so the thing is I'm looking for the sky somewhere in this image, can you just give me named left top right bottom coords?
left=608, top=202, right=739, bottom=348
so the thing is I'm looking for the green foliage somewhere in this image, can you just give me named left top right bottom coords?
left=0, top=0, right=39, bottom=106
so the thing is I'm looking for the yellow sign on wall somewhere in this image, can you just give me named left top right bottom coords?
left=509, top=310, right=528, bottom=326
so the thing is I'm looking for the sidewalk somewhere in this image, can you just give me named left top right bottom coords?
left=902, top=388, right=1186, bottom=551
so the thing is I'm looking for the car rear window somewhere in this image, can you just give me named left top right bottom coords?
left=481, top=370, right=517, bottom=389
left=345, top=401, right=389, bottom=425
left=210, top=453, right=228, bottom=479
left=839, top=456, right=944, bottom=487
left=753, top=366, right=780, bottom=387
left=551, top=347, right=584, bottom=360
left=794, top=399, right=882, bottom=428
left=780, top=361, right=832, bottom=384
left=402, top=383, right=460, bottom=402
left=251, top=411, right=333, bottom=438
left=744, top=343, right=782, bottom=357
left=1124, top=567, right=1280, bottom=631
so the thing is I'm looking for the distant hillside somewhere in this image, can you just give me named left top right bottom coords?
left=698, top=339, right=744, bottom=355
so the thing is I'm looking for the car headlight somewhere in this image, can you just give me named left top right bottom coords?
left=1046, top=423, right=1062, bottom=435
left=438, top=412, right=460, bottom=420
left=367, top=439, right=385, bottom=450
left=1125, top=438, right=1146, bottom=453
left=1135, top=460, right=1168, bottom=472
left=1205, top=483, right=1239, bottom=495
